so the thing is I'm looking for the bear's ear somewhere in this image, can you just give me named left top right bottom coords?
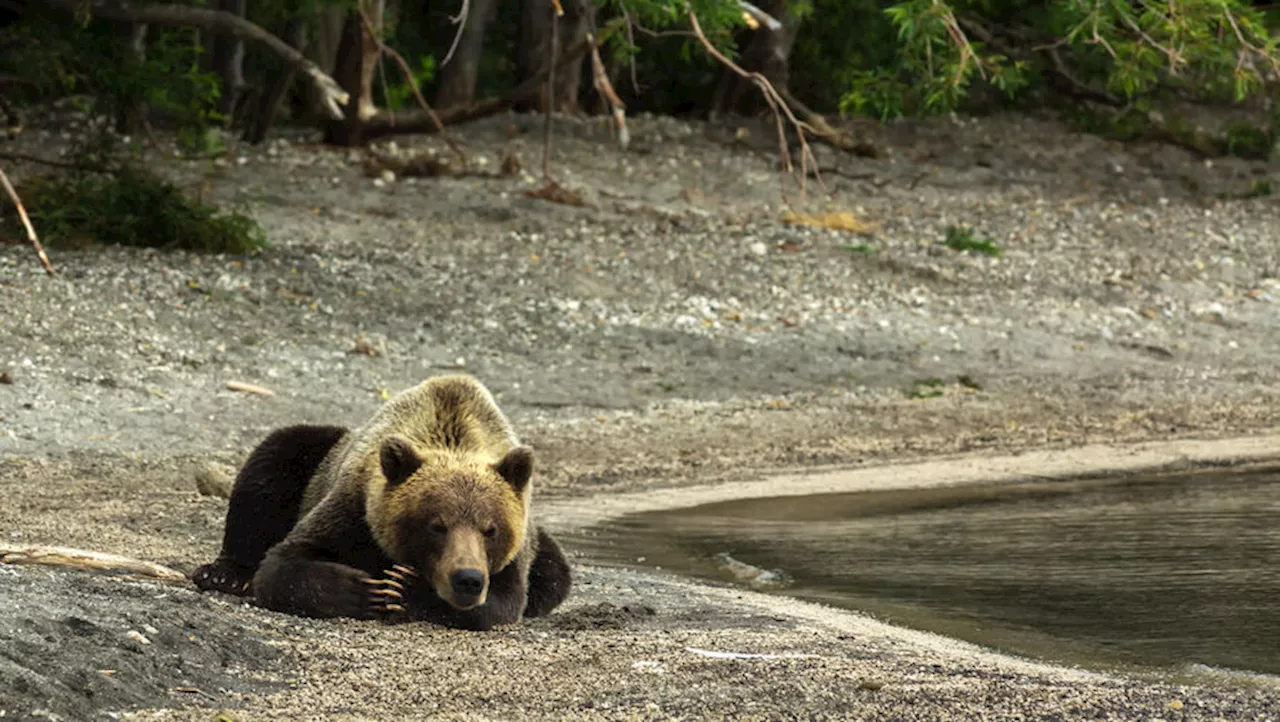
left=494, top=446, right=533, bottom=494
left=380, top=435, right=422, bottom=488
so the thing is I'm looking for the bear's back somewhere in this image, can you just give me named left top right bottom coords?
left=301, top=375, right=520, bottom=513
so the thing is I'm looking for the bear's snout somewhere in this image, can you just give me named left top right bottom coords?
left=449, top=568, right=487, bottom=606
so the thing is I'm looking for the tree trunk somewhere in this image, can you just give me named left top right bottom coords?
left=710, top=0, right=800, bottom=118
left=321, top=2, right=383, bottom=146
left=113, top=22, right=149, bottom=134
left=302, top=3, right=346, bottom=119
left=433, top=0, right=501, bottom=111
left=243, top=17, right=308, bottom=144
left=516, top=0, right=592, bottom=113
left=210, top=0, right=246, bottom=123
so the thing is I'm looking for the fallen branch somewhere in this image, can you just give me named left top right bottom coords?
left=43, top=0, right=349, bottom=119
left=688, top=12, right=825, bottom=204
left=0, top=544, right=187, bottom=582
left=359, top=39, right=593, bottom=140
left=356, top=4, right=466, bottom=162
left=226, top=380, right=276, bottom=396
left=0, top=165, right=54, bottom=275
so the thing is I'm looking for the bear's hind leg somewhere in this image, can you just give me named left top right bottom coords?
left=524, top=527, right=572, bottom=618
left=193, top=424, right=347, bottom=595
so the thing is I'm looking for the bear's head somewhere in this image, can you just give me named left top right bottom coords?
left=366, top=434, right=532, bottom=610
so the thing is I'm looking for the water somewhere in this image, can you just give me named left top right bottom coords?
left=573, top=465, right=1280, bottom=678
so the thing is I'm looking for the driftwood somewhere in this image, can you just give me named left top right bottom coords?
left=225, top=380, right=276, bottom=396
left=0, top=544, right=188, bottom=582
left=42, top=0, right=349, bottom=119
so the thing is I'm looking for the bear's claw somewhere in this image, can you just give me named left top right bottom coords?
left=367, top=565, right=419, bottom=619
left=192, top=559, right=255, bottom=597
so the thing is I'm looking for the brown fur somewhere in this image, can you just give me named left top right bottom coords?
left=193, top=374, right=571, bottom=629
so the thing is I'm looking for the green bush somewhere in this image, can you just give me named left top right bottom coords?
left=17, top=168, right=267, bottom=254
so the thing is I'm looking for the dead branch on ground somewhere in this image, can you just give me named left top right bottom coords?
left=0, top=544, right=187, bottom=582
left=688, top=12, right=825, bottom=205
left=43, top=0, right=349, bottom=119
left=0, top=166, right=54, bottom=275
left=357, top=4, right=466, bottom=163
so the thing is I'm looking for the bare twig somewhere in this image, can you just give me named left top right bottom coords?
left=356, top=4, right=467, bottom=163
left=543, top=0, right=561, bottom=184
left=687, top=12, right=826, bottom=204
left=590, top=37, right=629, bottom=150
left=43, top=0, right=348, bottom=119
left=0, top=166, right=54, bottom=276
left=441, top=0, right=471, bottom=67
left=0, top=544, right=186, bottom=582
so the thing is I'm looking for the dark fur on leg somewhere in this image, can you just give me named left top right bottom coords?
left=250, top=487, right=397, bottom=619
left=193, top=424, right=347, bottom=595
left=524, top=527, right=572, bottom=618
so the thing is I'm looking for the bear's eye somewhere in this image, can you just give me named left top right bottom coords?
left=430, top=522, right=448, bottom=535
left=483, top=525, right=498, bottom=538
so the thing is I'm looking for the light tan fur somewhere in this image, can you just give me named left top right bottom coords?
left=300, top=375, right=534, bottom=609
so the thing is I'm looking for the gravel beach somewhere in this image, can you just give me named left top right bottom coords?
left=1, top=110, right=1278, bottom=720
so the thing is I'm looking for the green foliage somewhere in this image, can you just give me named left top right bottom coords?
left=384, top=54, right=437, bottom=111
left=3, top=11, right=223, bottom=146
left=17, top=169, right=267, bottom=254
left=840, top=0, right=1280, bottom=118
left=1224, top=121, right=1272, bottom=160
left=906, top=378, right=946, bottom=399
left=790, top=0, right=901, bottom=112
left=941, top=225, right=1001, bottom=256
left=589, top=0, right=746, bottom=113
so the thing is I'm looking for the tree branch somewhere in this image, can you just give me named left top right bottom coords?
left=0, top=165, right=54, bottom=276
left=356, top=4, right=466, bottom=161
left=359, top=39, right=593, bottom=140
left=43, top=0, right=349, bottom=119
left=688, top=11, right=825, bottom=205
left=441, top=0, right=471, bottom=67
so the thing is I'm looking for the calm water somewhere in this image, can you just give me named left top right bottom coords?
left=573, top=466, right=1280, bottom=678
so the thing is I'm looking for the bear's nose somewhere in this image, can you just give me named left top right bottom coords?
left=450, top=568, right=486, bottom=599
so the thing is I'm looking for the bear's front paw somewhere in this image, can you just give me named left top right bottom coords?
left=365, top=564, right=418, bottom=621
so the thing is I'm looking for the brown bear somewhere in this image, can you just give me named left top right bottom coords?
left=192, top=375, right=572, bottom=630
